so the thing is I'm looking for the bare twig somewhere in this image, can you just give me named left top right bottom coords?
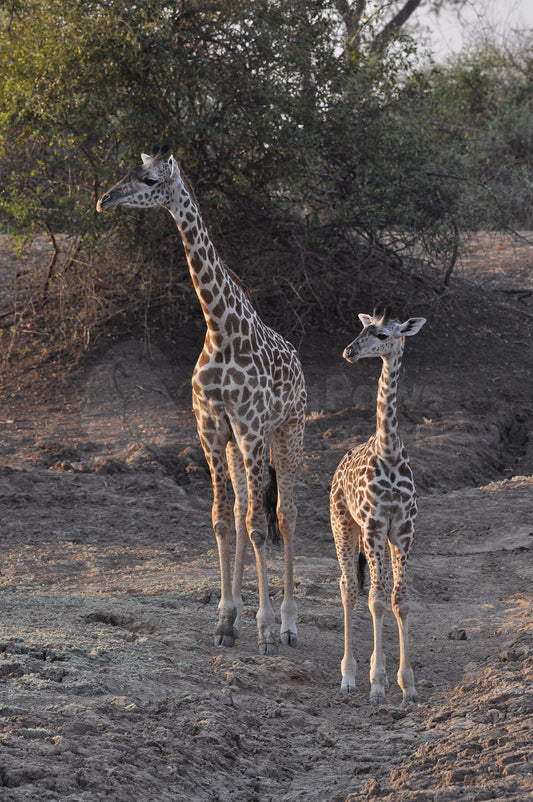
left=442, top=218, right=460, bottom=289
left=41, top=224, right=59, bottom=302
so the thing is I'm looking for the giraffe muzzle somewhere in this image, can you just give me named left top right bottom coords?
left=96, top=193, right=113, bottom=212
left=343, top=343, right=360, bottom=363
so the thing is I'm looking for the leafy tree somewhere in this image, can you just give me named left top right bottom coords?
left=0, top=1, right=340, bottom=235
left=1, top=0, right=521, bottom=358
left=420, top=42, right=533, bottom=231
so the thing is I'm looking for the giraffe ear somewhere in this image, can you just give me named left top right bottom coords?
left=399, top=317, right=426, bottom=336
left=141, top=153, right=151, bottom=164
left=358, top=314, right=373, bottom=328
left=168, top=155, right=179, bottom=178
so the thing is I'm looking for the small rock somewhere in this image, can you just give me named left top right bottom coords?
left=0, top=660, right=24, bottom=678
left=448, top=628, right=467, bottom=640
left=499, top=649, right=520, bottom=662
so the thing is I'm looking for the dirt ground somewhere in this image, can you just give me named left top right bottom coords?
left=0, top=233, right=531, bottom=801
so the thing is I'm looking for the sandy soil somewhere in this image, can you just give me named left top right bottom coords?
left=0, top=233, right=531, bottom=801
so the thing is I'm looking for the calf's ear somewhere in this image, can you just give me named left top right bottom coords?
left=399, top=317, right=427, bottom=336
left=358, top=313, right=373, bottom=328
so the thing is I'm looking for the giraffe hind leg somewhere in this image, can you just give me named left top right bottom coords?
left=270, top=427, right=302, bottom=649
left=277, top=479, right=298, bottom=649
left=227, top=442, right=248, bottom=637
left=244, top=450, right=277, bottom=656
left=389, top=539, right=419, bottom=705
left=250, top=524, right=277, bottom=655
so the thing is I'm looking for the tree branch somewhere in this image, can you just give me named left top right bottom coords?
left=370, top=0, right=424, bottom=52
left=335, top=0, right=366, bottom=44
left=41, top=223, right=59, bottom=302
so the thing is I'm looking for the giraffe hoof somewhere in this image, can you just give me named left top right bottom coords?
left=402, top=690, right=419, bottom=706
left=341, top=684, right=356, bottom=694
left=215, top=634, right=235, bottom=648
left=258, top=641, right=277, bottom=657
left=370, top=694, right=386, bottom=705
left=280, top=630, right=298, bottom=648
left=214, top=625, right=236, bottom=648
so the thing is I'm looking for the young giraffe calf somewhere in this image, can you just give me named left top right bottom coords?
left=330, top=311, right=426, bottom=704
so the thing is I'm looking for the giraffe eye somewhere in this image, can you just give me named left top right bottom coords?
left=376, top=332, right=388, bottom=341
left=142, top=177, right=158, bottom=187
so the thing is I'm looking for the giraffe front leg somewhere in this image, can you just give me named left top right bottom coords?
left=202, top=435, right=236, bottom=649
left=368, top=587, right=388, bottom=704
left=366, top=537, right=389, bottom=704
left=330, top=497, right=359, bottom=693
left=213, top=517, right=237, bottom=648
left=339, top=572, right=357, bottom=693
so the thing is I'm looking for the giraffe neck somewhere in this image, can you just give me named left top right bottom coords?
left=166, top=183, right=255, bottom=344
left=375, top=347, right=403, bottom=459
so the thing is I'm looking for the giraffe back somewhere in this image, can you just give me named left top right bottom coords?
left=331, top=434, right=417, bottom=539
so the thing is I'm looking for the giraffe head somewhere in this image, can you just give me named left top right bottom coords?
left=97, top=145, right=181, bottom=212
left=343, top=311, right=426, bottom=363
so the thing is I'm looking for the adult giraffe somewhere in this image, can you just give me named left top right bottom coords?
left=97, top=146, right=307, bottom=656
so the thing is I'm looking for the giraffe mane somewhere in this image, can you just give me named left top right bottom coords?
left=178, top=163, right=201, bottom=208
left=226, top=266, right=252, bottom=300
left=179, top=163, right=252, bottom=301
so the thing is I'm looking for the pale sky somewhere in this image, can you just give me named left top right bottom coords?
left=412, top=0, right=533, bottom=60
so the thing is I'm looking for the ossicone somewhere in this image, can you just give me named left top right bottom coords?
left=150, top=143, right=170, bottom=159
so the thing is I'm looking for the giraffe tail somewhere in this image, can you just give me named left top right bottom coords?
left=264, top=465, right=282, bottom=546
left=357, top=534, right=367, bottom=593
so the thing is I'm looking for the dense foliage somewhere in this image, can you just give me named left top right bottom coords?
left=421, top=45, right=533, bottom=231
left=0, top=0, right=532, bottom=356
